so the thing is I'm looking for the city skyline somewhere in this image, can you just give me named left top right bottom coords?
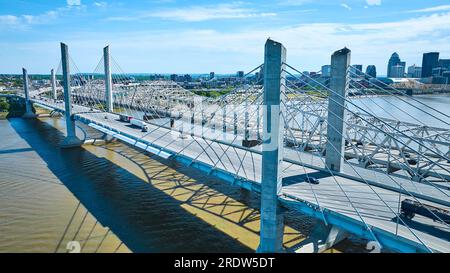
left=1, top=0, right=450, bottom=74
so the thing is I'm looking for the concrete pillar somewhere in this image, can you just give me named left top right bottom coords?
left=51, top=69, right=57, bottom=100
left=258, top=39, right=286, bottom=253
left=325, top=48, right=351, bottom=172
left=104, top=46, right=114, bottom=112
left=60, top=42, right=82, bottom=148
left=22, top=68, right=36, bottom=118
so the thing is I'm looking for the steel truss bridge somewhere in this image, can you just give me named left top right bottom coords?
left=3, top=40, right=449, bottom=253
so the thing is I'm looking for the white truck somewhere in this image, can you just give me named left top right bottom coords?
left=130, top=118, right=149, bottom=132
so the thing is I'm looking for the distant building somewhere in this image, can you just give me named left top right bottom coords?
left=183, top=74, right=192, bottom=82
left=387, top=52, right=402, bottom=78
left=407, top=65, right=422, bottom=78
left=443, top=71, right=450, bottom=82
left=432, top=76, right=448, bottom=84
left=236, top=71, right=244, bottom=78
left=209, top=72, right=215, bottom=80
left=438, top=59, right=450, bottom=70
left=432, top=67, right=445, bottom=77
left=170, top=74, right=178, bottom=81
left=391, top=65, right=405, bottom=78
left=421, top=52, right=439, bottom=78
left=321, top=65, right=331, bottom=77
left=366, top=65, right=377, bottom=78
left=349, top=65, right=363, bottom=78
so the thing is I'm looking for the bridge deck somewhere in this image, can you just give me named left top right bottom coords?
left=32, top=98, right=450, bottom=252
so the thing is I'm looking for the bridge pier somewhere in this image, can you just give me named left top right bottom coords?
left=325, top=48, right=351, bottom=172
left=233, top=112, right=238, bottom=135
left=51, top=68, right=57, bottom=100
left=257, top=39, right=286, bottom=253
left=60, top=42, right=82, bottom=148
left=22, top=68, right=37, bottom=118
left=104, top=46, right=114, bottom=112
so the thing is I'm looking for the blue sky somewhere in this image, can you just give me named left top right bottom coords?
left=1, top=0, right=450, bottom=75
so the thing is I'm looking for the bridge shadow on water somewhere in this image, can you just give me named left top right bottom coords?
left=9, top=117, right=333, bottom=252
left=9, top=117, right=262, bottom=252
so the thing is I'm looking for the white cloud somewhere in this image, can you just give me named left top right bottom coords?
left=366, top=0, right=381, bottom=6
left=0, top=11, right=58, bottom=30
left=94, top=2, right=108, bottom=8
left=3, top=11, right=450, bottom=75
left=0, top=4, right=86, bottom=30
left=107, top=3, right=276, bottom=22
left=407, top=5, right=450, bottom=13
left=0, top=15, right=19, bottom=25
left=67, top=0, right=81, bottom=6
left=279, top=0, right=312, bottom=6
left=340, top=4, right=352, bottom=11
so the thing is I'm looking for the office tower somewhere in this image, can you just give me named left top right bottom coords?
left=438, top=59, right=450, bottom=70
left=321, top=65, right=331, bottom=77
left=407, top=65, right=422, bottom=78
left=391, top=65, right=405, bottom=78
left=421, top=52, right=439, bottom=78
left=366, top=65, right=377, bottom=78
left=387, top=52, right=401, bottom=77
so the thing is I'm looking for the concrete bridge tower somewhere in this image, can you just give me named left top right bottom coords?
left=22, top=68, right=36, bottom=118
left=60, top=42, right=82, bottom=148
left=258, top=39, right=286, bottom=253
left=104, top=46, right=114, bottom=112
left=325, top=48, right=351, bottom=172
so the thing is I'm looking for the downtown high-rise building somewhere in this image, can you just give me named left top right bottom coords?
left=349, top=64, right=363, bottom=77
left=366, top=65, right=377, bottom=78
left=391, top=65, right=405, bottom=78
left=321, top=65, right=331, bottom=77
left=387, top=52, right=402, bottom=78
left=421, top=52, right=439, bottom=78
left=407, top=65, right=422, bottom=78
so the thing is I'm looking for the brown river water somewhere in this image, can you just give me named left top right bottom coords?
left=0, top=116, right=366, bottom=253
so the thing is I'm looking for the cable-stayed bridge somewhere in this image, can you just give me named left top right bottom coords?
left=3, top=40, right=449, bottom=253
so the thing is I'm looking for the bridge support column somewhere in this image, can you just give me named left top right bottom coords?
left=104, top=46, right=114, bottom=112
left=258, top=39, right=286, bottom=253
left=60, top=42, right=82, bottom=148
left=51, top=68, right=57, bottom=100
left=22, top=68, right=36, bottom=118
left=325, top=48, right=351, bottom=172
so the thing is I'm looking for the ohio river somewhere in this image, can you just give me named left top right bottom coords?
left=0, top=116, right=368, bottom=253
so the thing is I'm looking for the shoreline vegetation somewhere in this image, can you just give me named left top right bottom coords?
left=0, top=97, right=48, bottom=119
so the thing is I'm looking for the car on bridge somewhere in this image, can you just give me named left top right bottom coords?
left=304, top=177, right=320, bottom=185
